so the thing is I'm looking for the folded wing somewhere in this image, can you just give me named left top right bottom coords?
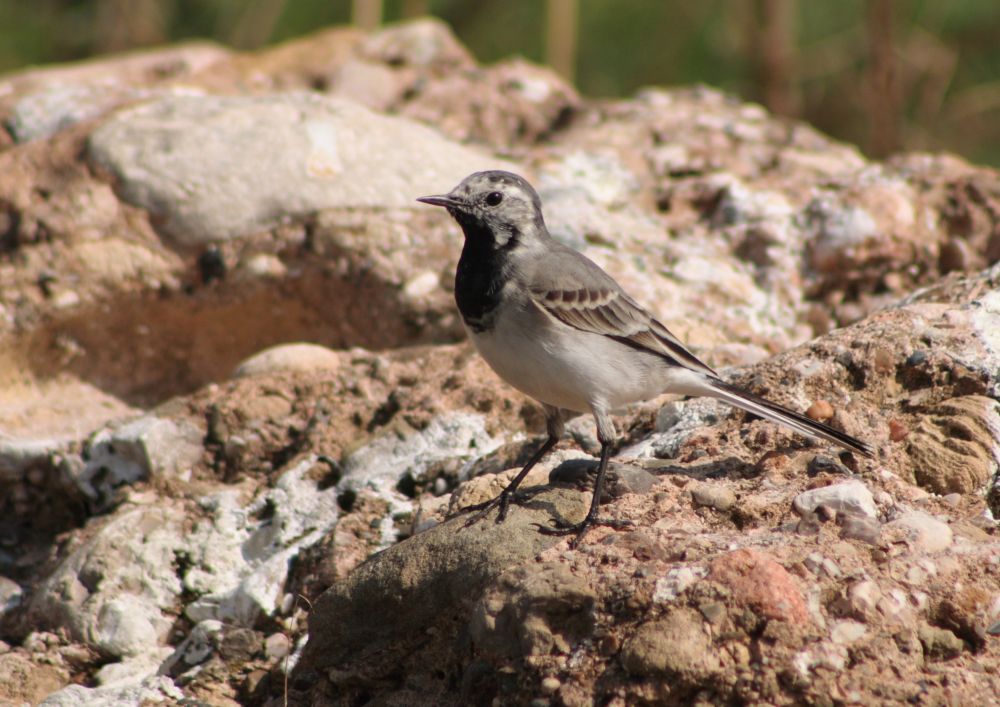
left=530, top=282, right=718, bottom=378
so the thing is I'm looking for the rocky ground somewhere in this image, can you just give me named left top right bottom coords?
left=0, top=17, right=998, bottom=707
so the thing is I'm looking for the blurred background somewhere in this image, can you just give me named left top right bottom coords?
left=1, top=0, right=999, bottom=166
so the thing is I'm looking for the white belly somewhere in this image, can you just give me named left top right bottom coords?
left=467, top=300, right=680, bottom=414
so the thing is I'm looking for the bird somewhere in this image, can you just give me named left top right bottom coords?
left=417, top=170, right=873, bottom=546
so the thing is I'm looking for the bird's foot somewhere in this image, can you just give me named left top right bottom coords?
left=458, top=491, right=513, bottom=528
left=534, top=515, right=633, bottom=548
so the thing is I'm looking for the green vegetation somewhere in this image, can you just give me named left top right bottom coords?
left=2, top=0, right=999, bottom=165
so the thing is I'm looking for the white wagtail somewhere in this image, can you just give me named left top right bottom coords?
left=418, top=170, right=873, bottom=545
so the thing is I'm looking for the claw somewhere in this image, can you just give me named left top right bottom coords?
left=458, top=491, right=511, bottom=529
left=536, top=516, right=633, bottom=548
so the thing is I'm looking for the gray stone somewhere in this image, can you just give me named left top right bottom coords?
left=94, top=596, right=161, bottom=659
left=837, top=512, right=882, bottom=545
left=549, top=459, right=655, bottom=499
left=27, top=505, right=185, bottom=689
left=38, top=675, right=183, bottom=706
left=0, top=436, right=66, bottom=482
left=792, top=480, right=878, bottom=520
left=297, top=486, right=586, bottom=674
left=158, top=620, right=223, bottom=677
left=264, top=632, right=291, bottom=660
left=8, top=84, right=129, bottom=143
left=76, top=415, right=203, bottom=508
left=183, top=456, right=340, bottom=625
left=623, top=398, right=727, bottom=460
left=340, top=412, right=502, bottom=501
left=87, top=93, right=514, bottom=245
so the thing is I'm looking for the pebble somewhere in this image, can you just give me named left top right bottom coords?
left=403, top=270, right=440, bottom=299
left=918, top=623, right=964, bottom=660
left=793, top=480, right=877, bottom=519
left=807, top=454, right=851, bottom=477
left=653, top=567, right=705, bottom=603
left=805, top=400, right=834, bottom=422
left=877, top=589, right=911, bottom=622
left=540, top=676, right=561, bottom=695
left=233, top=343, right=342, bottom=378
left=830, top=620, right=867, bottom=644
left=239, top=253, right=287, bottom=279
left=804, top=553, right=841, bottom=578
left=837, top=512, right=882, bottom=545
left=0, top=577, right=23, bottom=614
left=265, top=632, right=290, bottom=660
left=885, top=511, right=953, bottom=553
left=847, top=580, right=881, bottom=616
left=903, top=559, right=938, bottom=586
left=95, top=597, right=161, bottom=659
left=550, top=460, right=655, bottom=499
left=690, top=483, right=736, bottom=512
left=888, top=419, right=909, bottom=442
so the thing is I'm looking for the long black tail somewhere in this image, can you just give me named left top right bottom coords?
left=706, top=380, right=874, bottom=458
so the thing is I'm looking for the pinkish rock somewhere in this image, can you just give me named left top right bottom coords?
left=709, top=549, right=809, bottom=624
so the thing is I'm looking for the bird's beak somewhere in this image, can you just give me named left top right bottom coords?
left=416, top=194, right=464, bottom=209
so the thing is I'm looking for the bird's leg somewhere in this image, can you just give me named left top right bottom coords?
left=537, top=409, right=632, bottom=547
left=459, top=406, right=564, bottom=527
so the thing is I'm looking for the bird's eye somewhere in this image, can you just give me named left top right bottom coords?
left=485, top=191, right=503, bottom=206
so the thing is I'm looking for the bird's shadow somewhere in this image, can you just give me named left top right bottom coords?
left=500, top=455, right=753, bottom=530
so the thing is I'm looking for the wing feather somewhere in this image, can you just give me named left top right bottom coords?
left=530, top=283, right=717, bottom=377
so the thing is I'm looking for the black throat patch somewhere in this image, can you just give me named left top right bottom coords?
left=453, top=220, right=512, bottom=333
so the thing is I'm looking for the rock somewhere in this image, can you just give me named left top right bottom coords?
left=805, top=400, right=834, bottom=421
left=690, top=483, right=736, bottom=512
left=87, top=93, right=514, bottom=245
left=906, top=395, right=1000, bottom=494
left=183, top=456, right=340, bottom=625
left=4, top=15, right=1000, bottom=707
left=340, top=412, right=502, bottom=500
left=653, top=567, right=707, bottom=604
left=830, top=619, right=867, bottom=644
left=232, top=343, right=342, bottom=378
left=846, top=579, right=882, bottom=617
left=94, top=596, right=161, bottom=659
left=159, top=620, right=223, bottom=677
left=359, top=17, right=473, bottom=69
left=298, top=486, right=585, bottom=673
left=837, top=512, right=882, bottom=545
left=38, top=675, right=184, bottom=707
left=264, top=633, right=290, bottom=660
left=71, top=415, right=203, bottom=511
left=620, top=608, right=720, bottom=679
left=884, top=511, right=953, bottom=553
left=70, top=239, right=172, bottom=283
left=918, top=623, right=964, bottom=660
left=806, top=454, right=852, bottom=477
left=27, top=506, right=185, bottom=656
left=0, top=436, right=67, bottom=482
left=549, top=459, right=656, bottom=499
left=471, top=562, right=597, bottom=657
left=0, top=577, right=23, bottom=616
left=792, top=480, right=878, bottom=520
left=0, top=652, right=69, bottom=705
left=709, top=549, right=809, bottom=624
